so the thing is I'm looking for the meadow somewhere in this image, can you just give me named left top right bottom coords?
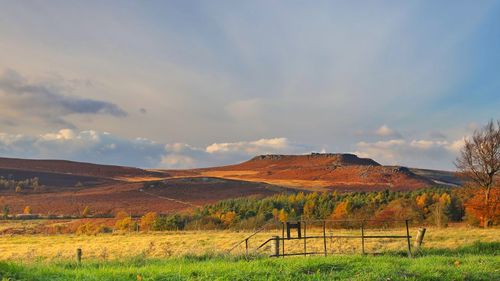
left=0, top=224, right=498, bottom=280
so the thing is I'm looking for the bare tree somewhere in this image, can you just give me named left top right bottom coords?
left=455, top=119, right=500, bottom=226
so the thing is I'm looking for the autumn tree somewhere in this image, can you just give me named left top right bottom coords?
left=455, top=119, right=500, bottom=227
left=303, top=200, right=316, bottom=219
left=272, top=208, right=279, bottom=221
left=331, top=201, right=350, bottom=220
left=139, top=212, right=157, bottom=232
left=278, top=209, right=288, bottom=222
left=115, top=211, right=134, bottom=231
left=464, top=188, right=499, bottom=227
left=221, top=211, right=237, bottom=226
left=23, top=206, right=32, bottom=215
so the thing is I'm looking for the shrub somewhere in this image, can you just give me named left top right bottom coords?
left=115, top=217, right=137, bottom=232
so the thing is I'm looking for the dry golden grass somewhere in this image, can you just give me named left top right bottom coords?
left=200, top=170, right=331, bottom=190
left=113, top=176, right=166, bottom=182
left=0, top=224, right=498, bottom=262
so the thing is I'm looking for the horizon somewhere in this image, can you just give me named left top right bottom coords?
left=1, top=1, right=500, bottom=170
left=0, top=152, right=457, bottom=172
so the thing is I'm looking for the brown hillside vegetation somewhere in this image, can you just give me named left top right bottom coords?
left=0, top=154, right=460, bottom=216
left=0, top=177, right=287, bottom=216
left=188, top=153, right=437, bottom=191
left=0, top=157, right=166, bottom=180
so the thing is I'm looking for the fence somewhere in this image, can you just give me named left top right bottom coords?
left=230, top=219, right=425, bottom=258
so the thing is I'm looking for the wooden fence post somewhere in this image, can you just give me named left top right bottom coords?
left=272, top=236, right=280, bottom=257
left=281, top=222, right=285, bottom=257
left=76, top=248, right=82, bottom=264
left=303, top=221, right=307, bottom=256
left=323, top=221, right=327, bottom=257
left=405, top=220, right=412, bottom=258
left=245, top=238, right=249, bottom=256
left=414, top=227, right=426, bottom=249
left=361, top=222, right=365, bottom=255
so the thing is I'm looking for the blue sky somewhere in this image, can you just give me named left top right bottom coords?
left=0, top=1, right=499, bottom=170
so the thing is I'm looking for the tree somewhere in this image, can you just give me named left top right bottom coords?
left=115, top=210, right=134, bottom=232
left=464, top=188, right=499, bottom=227
left=331, top=201, right=350, bottom=220
left=455, top=119, right=500, bottom=227
left=115, top=216, right=133, bottom=231
left=139, top=212, right=157, bottom=232
left=23, top=206, right=32, bottom=215
left=303, top=200, right=316, bottom=219
left=15, top=186, right=21, bottom=193
left=278, top=209, right=288, bottom=222
left=221, top=211, right=237, bottom=226
left=272, top=208, right=279, bottom=221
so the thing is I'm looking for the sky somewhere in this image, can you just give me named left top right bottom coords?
left=0, top=1, right=499, bottom=170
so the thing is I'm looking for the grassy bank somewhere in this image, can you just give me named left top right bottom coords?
left=0, top=242, right=498, bottom=281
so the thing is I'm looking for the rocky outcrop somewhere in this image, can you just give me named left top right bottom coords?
left=250, top=153, right=381, bottom=166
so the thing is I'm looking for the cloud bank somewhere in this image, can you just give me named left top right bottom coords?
left=0, top=123, right=468, bottom=170
left=0, top=129, right=320, bottom=169
left=355, top=138, right=464, bottom=170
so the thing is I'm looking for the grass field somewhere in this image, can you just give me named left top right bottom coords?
left=0, top=242, right=499, bottom=280
left=0, top=224, right=498, bottom=261
left=0, top=225, right=498, bottom=280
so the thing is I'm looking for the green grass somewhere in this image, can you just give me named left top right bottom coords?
left=0, top=242, right=498, bottom=281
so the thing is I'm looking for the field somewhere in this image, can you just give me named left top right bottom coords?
left=0, top=225, right=498, bottom=280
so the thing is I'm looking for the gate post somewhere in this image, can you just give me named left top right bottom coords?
left=272, top=236, right=280, bottom=257
left=414, top=227, right=426, bottom=249
left=76, top=248, right=82, bottom=264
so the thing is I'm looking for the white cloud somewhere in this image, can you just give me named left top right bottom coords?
left=162, top=137, right=319, bottom=169
left=375, top=125, right=403, bottom=139
left=0, top=129, right=321, bottom=169
left=206, top=138, right=291, bottom=154
left=0, top=129, right=164, bottom=168
left=355, top=138, right=465, bottom=170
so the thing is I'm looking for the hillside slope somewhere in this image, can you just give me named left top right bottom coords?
left=193, top=153, right=439, bottom=191
left=0, top=157, right=165, bottom=180
left=0, top=154, right=460, bottom=215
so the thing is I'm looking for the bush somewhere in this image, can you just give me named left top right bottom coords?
left=115, top=217, right=136, bottom=232
left=23, top=206, right=32, bottom=215
left=76, top=222, right=113, bottom=235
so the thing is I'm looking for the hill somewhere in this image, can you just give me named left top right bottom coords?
left=191, top=153, right=440, bottom=191
left=0, top=154, right=460, bottom=216
left=0, top=157, right=165, bottom=181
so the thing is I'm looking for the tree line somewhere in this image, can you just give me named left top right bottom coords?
left=133, top=186, right=495, bottom=232
left=0, top=176, right=40, bottom=193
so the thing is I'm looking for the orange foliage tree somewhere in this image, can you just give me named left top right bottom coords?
left=278, top=209, right=288, bottom=222
left=140, top=212, right=158, bottom=232
left=464, top=188, right=499, bottom=227
left=330, top=201, right=350, bottom=220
